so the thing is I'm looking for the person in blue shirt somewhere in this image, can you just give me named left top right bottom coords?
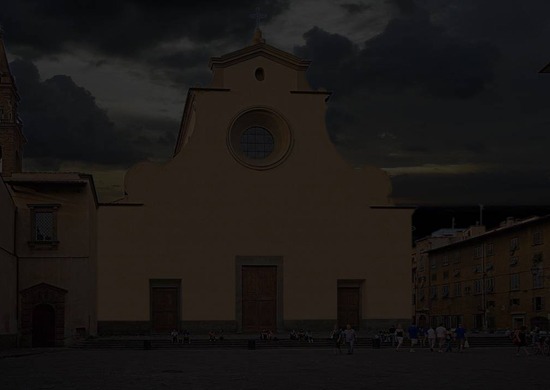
left=455, top=324, right=467, bottom=352
left=407, top=323, right=419, bottom=352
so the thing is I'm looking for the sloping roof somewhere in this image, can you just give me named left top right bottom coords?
left=427, top=215, right=550, bottom=253
left=540, top=62, right=550, bottom=73
left=209, top=41, right=311, bottom=71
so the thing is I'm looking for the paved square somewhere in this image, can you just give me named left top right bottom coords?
left=1, top=346, right=549, bottom=389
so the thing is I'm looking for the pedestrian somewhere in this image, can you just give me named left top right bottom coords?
left=455, top=324, right=467, bottom=352
left=389, top=324, right=396, bottom=347
left=444, top=328, right=453, bottom=352
left=343, top=324, right=357, bottom=355
left=514, top=326, right=529, bottom=356
left=395, top=323, right=404, bottom=351
left=407, top=323, right=418, bottom=352
left=435, top=323, right=447, bottom=352
left=418, top=325, right=426, bottom=348
left=427, top=326, right=436, bottom=352
left=171, top=329, right=178, bottom=344
left=331, top=324, right=343, bottom=354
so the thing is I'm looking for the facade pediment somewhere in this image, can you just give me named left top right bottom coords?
left=209, top=42, right=311, bottom=72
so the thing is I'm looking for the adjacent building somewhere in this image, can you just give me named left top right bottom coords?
left=413, top=216, right=550, bottom=331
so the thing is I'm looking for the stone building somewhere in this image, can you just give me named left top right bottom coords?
left=1, top=29, right=413, bottom=347
left=413, top=216, right=550, bottom=331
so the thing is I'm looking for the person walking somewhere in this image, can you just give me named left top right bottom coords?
left=514, top=326, right=530, bottom=356
left=427, top=326, right=436, bottom=352
left=343, top=324, right=357, bottom=355
left=395, top=324, right=405, bottom=351
left=407, top=323, right=419, bottom=352
left=331, top=324, right=343, bottom=354
left=455, top=324, right=467, bottom=352
left=435, top=323, right=447, bottom=352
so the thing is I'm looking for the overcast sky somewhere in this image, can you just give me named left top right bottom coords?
left=2, top=0, right=550, bottom=204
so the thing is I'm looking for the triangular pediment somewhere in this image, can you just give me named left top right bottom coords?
left=209, top=42, right=311, bottom=71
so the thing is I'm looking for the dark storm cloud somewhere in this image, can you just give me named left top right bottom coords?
left=340, top=2, right=372, bottom=15
left=0, top=0, right=290, bottom=59
left=10, top=59, right=146, bottom=168
left=391, top=170, right=550, bottom=206
left=296, top=8, right=499, bottom=99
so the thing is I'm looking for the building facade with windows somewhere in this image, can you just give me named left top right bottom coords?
left=1, top=30, right=413, bottom=347
left=413, top=216, right=550, bottom=331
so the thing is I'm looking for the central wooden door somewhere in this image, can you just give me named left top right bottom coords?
left=151, top=287, right=178, bottom=334
left=337, top=287, right=360, bottom=329
left=242, top=266, right=277, bottom=332
left=32, top=304, right=56, bottom=347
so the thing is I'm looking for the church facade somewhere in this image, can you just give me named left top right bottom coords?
left=1, top=30, right=413, bottom=347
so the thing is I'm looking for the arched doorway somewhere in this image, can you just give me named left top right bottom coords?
left=32, top=304, right=56, bottom=347
left=21, top=283, right=67, bottom=347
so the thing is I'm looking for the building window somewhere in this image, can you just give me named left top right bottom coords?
left=510, top=256, right=519, bottom=266
left=442, top=255, right=449, bottom=266
left=464, top=285, right=471, bottom=295
left=510, top=273, right=520, bottom=291
left=29, top=204, right=60, bottom=247
left=454, top=282, right=462, bottom=297
left=453, top=251, right=461, bottom=264
left=453, top=269, right=461, bottom=278
left=485, top=277, right=495, bottom=294
left=431, top=273, right=437, bottom=281
left=240, top=127, right=274, bottom=159
left=532, top=252, right=543, bottom=264
left=430, top=258, right=436, bottom=269
left=510, top=237, right=519, bottom=251
left=510, top=298, right=520, bottom=307
left=442, top=285, right=449, bottom=298
left=533, top=230, right=543, bottom=246
left=430, top=286, right=437, bottom=300
left=533, top=297, right=544, bottom=311
left=485, top=262, right=494, bottom=272
left=443, top=271, right=449, bottom=280
left=418, top=288, right=425, bottom=302
left=533, top=268, right=544, bottom=289
left=474, top=245, right=483, bottom=259
left=474, top=279, right=482, bottom=295
left=486, top=243, right=494, bottom=256
left=473, top=264, right=482, bottom=273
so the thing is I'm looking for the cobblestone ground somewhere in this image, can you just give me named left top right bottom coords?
left=1, top=347, right=549, bottom=390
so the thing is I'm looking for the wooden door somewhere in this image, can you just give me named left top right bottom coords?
left=242, top=266, right=277, bottom=332
left=151, top=287, right=178, bottom=334
left=337, top=287, right=360, bottom=329
left=32, top=304, right=56, bottom=347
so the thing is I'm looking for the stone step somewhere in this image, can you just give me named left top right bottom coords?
left=72, top=337, right=517, bottom=350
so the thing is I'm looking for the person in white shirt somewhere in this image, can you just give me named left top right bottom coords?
left=435, top=324, right=447, bottom=352
left=427, top=326, right=436, bottom=352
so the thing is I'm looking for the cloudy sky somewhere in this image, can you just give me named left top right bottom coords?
left=2, top=0, right=550, bottom=204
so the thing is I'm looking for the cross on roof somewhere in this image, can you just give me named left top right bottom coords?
left=250, top=7, right=267, bottom=29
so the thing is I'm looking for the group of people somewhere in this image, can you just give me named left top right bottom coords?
left=170, top=329, right=191, bottom=344
left=260, top=329, right=278, bottom=341
left=390, top=323, right=468, bottom=353
left=289, top=329, right=313, bottom=343
left=330, top=324, right=357, bottom=354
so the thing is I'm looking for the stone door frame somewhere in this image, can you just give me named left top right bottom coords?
left=20, top=283, right=67, bottom=347
left=235, top=256, right=284, bottom=333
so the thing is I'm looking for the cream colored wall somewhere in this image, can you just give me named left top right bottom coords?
left=0, top=178, right=17, bottom=336
left=9, top=180, right=97, bottom=338
left=97, top=53, right=412, bottom=325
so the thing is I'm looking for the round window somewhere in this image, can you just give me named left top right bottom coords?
left=240, top=127, right=274, bottom=159
left=227, top=107, right=293, bottom=170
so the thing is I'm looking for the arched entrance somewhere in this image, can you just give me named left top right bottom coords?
left=32, top=304, right=56, bottom=347
left=20, top=283, right=67, bottom=347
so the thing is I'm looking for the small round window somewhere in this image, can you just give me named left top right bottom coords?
left=240, top=127, right=274, bottom=159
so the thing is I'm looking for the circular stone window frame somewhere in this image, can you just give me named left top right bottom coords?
left=227, top=107, right=293, bottom=170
